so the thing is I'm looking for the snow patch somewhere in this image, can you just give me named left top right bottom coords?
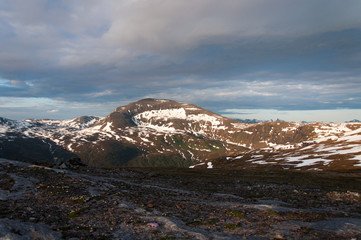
left=136, top=108, right=187, bottom=121
left=187, top=114, right=221, bottom=126
left=0, top=126, right=8, bottom=134
left=120, top=136, right=136, bottom=143
left=185, top=107, right=200, bottom=111
left=285, top=156, right=331, bottom=168
left=189, top=163, right=205, bottom=168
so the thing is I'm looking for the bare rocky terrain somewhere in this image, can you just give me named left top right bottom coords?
left=1, top=158, right=360, bottom=239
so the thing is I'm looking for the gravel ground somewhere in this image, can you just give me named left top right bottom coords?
left=0, top=158, right=360, bottom=240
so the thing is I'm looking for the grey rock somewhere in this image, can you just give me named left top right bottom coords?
left=0, top=218, right=62, bottom=240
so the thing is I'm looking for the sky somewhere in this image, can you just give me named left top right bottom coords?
left=0, top=0, right=360, bottom=122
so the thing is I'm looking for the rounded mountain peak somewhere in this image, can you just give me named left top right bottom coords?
left=95, top=99, right=239, bottom=131
left=113, top=98, right=192, bottom=114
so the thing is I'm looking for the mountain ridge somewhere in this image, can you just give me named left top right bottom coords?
left=1, top=99, right=361, bottom=170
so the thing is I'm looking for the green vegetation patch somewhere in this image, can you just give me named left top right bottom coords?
left=67, top=207, right=89, bottom=218
left=225, top=222, right=242, bottom=230
left=227, top=210, right=246, bottom=218
left=267, top=209, right=278, bottom=215
left=70, top=196, right=86, bottom=204
left=172, top=135, right=188, bottom=150
left=207, top=218, right=220, bottom=225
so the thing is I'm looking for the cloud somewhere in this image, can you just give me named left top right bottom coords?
left=86, top=90, right=113, bottom=98
left=2, top=0, right=360, bottom=69
left=0, top=0, right=360, bottom=120
left=103, top=0, right=361, bottom=53
left=139, top=71, right=361, bottom=112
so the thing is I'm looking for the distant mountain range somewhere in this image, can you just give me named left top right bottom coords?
left=235, top=118, right=264, bottom=124
left=1, top=99, right=360, bottom=170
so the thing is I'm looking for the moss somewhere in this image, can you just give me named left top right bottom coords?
left=67, top=210, right=80, bottom=218
left=70, top=196, right=86, bottom=204
left=225, top=222, right=242, bottom=230
left=90, top=195, right=106, bottom=201
left=250, top=193, right=265, bottom=198
left=75, top=225, right=93, bottom=231
left=67, top=207, right=89, bottom=218
left=134, top=220, right=147, bottom=225
left=207, top=218, right=220, bottom=224
left=267, top=209, right=278, bottom=215
left=160, top=236, right=176, bottom=240
left=186, top=220, right=203, bottom=226
left=58, top=225, right=72, bottom=231
left=227, top=210, right=246, bottom=218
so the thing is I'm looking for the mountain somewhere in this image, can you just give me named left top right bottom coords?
left=235, top=118, right=264, bottom=124
left=1, top=99, right=361, bottom=170
left=347, top=119, right=361, bottom=123
left=0, top=116, right=77, bottom=163
left=202, top=122, right=361, bottom=171
left=0, top=99, right=248, bottom=167
left=62, top=98, right=250, bottom=167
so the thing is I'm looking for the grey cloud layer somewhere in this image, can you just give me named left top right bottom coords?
left=0, top=0, right=360, bottom=119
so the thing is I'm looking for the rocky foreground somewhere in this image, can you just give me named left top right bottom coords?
left=0, top=158, right=361, bottom=240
